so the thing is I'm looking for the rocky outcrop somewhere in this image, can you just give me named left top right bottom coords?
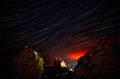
left=9, top=46, right=44, bottom=79
left=74, top=38, right=120, bottom=79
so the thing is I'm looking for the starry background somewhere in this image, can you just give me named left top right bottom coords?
left=0, top=0, right=120, bottom=70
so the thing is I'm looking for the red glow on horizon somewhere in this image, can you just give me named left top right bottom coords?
left=68, top=50, right=87, bottom=60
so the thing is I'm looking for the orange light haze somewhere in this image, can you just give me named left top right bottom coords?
left=68, top=51, right=86, bottom=60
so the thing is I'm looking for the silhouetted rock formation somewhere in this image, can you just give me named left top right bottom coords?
left=43, top=58, right=73, bottom=79
left=74, top=37, right=120, bottom=79
left=9, top=46, right=44, bottom=79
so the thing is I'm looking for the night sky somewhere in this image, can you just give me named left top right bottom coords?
left=0, top=0, right=120, bottom=69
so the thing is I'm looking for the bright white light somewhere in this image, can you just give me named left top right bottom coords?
left=60, top=60, right=67, bottom=68
left=69, top=68, right=73, bottom=71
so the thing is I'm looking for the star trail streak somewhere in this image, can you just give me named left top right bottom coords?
left=0, top=0, right=120, bottom=68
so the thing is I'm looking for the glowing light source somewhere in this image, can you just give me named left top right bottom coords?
left=60, top=60, right=67, bottom=68
left=68, top=51, right=86, bottom=60
left=69, top=68, right=73, bottom=71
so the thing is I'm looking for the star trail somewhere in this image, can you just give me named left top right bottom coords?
left=0, top=0, right=120, bottom=69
